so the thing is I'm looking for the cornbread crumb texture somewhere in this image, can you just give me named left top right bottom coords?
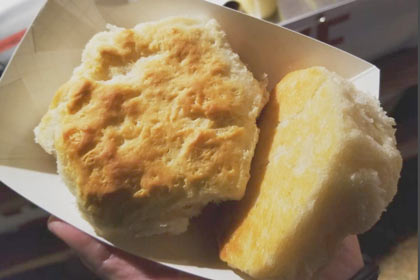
left=219, top=67, right=402, bottom=279
left=34, top=17, right=268, bottom=236
left=379, top=235, right=418, bottom=280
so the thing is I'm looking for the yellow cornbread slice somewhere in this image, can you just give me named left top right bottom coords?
left=219, top=67, right=402, bottom=279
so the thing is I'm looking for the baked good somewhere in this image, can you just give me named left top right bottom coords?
left=34, top=17, right=268, bottom=237
left=219, top=67, right=402, bottom=279
left=379, top=235, right=418, bottom=280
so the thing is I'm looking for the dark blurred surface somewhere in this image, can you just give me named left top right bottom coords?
left=4, top=258, right=98, bottom=280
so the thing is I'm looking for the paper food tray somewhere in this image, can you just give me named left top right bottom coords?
left=0, top=0, right=379, bottom=279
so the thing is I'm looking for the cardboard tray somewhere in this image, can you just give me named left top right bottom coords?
left=0, top=0, right=379, bottom=279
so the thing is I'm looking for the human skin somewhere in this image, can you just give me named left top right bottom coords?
left=47, top=216, right=363, bottom=280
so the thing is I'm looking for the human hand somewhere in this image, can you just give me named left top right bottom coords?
left=47, top=216, right=363, bottom=280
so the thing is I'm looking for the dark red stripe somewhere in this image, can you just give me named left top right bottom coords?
left=0, top=29, right=26, bottom=53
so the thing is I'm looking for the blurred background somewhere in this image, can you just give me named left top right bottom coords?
left=0, top=0, right=417, bottom=279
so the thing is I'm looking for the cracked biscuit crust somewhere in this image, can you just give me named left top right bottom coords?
left=35, top=17, right=268, bottom=236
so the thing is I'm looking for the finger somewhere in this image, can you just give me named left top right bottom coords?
left=47, top=216, right=199, bottom=280
left=48, top=216, right=110, bottom=272
left=316, top=235, right=364, bottom=280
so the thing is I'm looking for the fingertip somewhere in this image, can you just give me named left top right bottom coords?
left=315, top=235, right=364, bottom=279
left=47, top=215, right=61, bottom=234
left=47, top=216, right=71, bottom=235
left=46, top=216, right=91, bottom=247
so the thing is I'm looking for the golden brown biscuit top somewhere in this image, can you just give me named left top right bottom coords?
left=46, top=18, right=267, bottom=202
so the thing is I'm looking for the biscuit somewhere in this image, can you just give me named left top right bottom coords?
left=34, top=17, right=268, bottom=237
